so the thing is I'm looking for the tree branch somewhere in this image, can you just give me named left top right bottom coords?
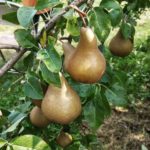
left=0, top=45, right=20, bottom=52
left=38, top=0, right=87, bottom=37
left=0, top=48, right=26, bottom=77
left=0, top=50, right=6, bottom=62
left=0, top=0, right=87, bottom=77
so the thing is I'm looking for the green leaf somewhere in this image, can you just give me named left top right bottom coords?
left=2, top=111, right=27, bottom=134
left=65, top=142, right=83, bottom=150
left=0, top=138, right=8, bottom=148
left=141, top=145, right=148, bottom=150
left=10, top=135, right=51, bottom=150
left=100, top=0, right=123, bottom=26
left=8, top=111, right=26, bottom=124
left=105, top=83, right=128, bottom=106
left=37, top=45, right=62, bottom=73
left=23, top=52, right=35, bottom=69
left=40, top=30, right=47, bottom=48
left=66, top=17, right=80, bottom=36
left=17, top=6, right=37, bottom=28
left=0, top=116, right=7, bottom=128
left=70, top=81, right=94, bottom=98
left=15, top=29, right=38, bottom=49
left=88, top=7, right=111, bottom=43
left=40, top=63, right=61, bottom=86
left=89, top=141, right=103, bottom=150
left=24, top=76, right=44, bottom=99
left=36, top=0, right=61, bottom=10
left=83, top=86, right=110, bottom=131
left=15, top=102, right=31, bottom=113
left=2, top=11, right=19, bottom=25
left=121, top=22, right=135, bottom=39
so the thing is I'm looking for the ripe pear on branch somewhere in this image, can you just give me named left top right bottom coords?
left=62, top=27, right=106, bottom=83
left=41, top=73, right=82, bottom=125
left=109, top=30, right=133, bottom=57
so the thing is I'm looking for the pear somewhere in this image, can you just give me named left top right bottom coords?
left=22, top=0, right=50, bottom=15
left=30, top=106, right=50, bottom=127
left=109, top=30, right=133, bottom=57
left=56, top=131, right=73, bottom=148
left=62, top=27, right=106, bottom=83
left=22, top=0, right=37, bottom=6
left=41, top=73, right=81, bottom=124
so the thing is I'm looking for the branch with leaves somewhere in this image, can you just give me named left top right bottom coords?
left=0, top=0, right=87, bottom=77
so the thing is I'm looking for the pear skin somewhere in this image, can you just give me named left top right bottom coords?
left=22, top=0, right=37, bottom=6
left=62, top=27, right=106, bottom=83
left=56, top=131, right=73, bottom=147
left=30, top=106, right=50, bottom=128
left=109, top=30, right=133, bottom=57
left=41, top=73, right=82, bottom=124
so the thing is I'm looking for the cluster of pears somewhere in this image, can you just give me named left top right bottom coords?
left=29, top=73, right=81, bottom=147
left=109, top=30, right=133, bottom=57
left=30, top=26, right=106, bottom=147
left=30, top=73, right=82, bottom=127
left=30, top=26, right=106, bottom=126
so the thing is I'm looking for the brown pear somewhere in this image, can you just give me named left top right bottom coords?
left=41, top=73, right=82, bottom=124
left=30, top=106, right=50, bottom=127
left=109, top=30, right=133, bottom=57
left=56, top=131, right=73, bottom=148
left=62, top=27, right=106, bottom=83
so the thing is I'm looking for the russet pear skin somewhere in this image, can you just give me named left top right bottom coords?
left=62, top=27, right=106, bottom=83
left=56, top=131, right=72, bottom=147
left=109, top=30, right=133, bottom=57
left=41, top=73, right=82, bottom=125
left=30, top=106, right=50, bottom=128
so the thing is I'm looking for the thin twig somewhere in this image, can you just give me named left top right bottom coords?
left=0, top=50, right=6, bottom=62
left=80, top=14, right=87, bottom=27
left=0, top=0, right=87, bottom=77
left=0, top=45, right=20, bottom=52
left=69, top=4, right=87, bottom=16
left=38, top=0, right=87, bottom=38
left=0, top=48, right=26, bottom=77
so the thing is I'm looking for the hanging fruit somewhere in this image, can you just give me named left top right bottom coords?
left=22, top=0, right=50, bottom=15
left=30, top=106, right=50, bottom=127
left=62, top=27, right=106, bottom=83
left=41, top=73, right=82, bottom=124
left=22, top=0, right=36, bottom=7
left=109, top=30, right=133, bottom=57
left=56, top=131, right=73, bottom=148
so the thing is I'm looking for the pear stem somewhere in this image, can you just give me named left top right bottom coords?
left=59, top=37, right=70, bottom=41
left=80, top=14, right=87, bottom=27
left=69, top=4, right=87, bottom=27
left=69, top=4, right=87, bottom=17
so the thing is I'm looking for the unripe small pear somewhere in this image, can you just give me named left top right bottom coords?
left=30, top=106, right=50, bottom=127
left=56, top=132, right=73, bottom=148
